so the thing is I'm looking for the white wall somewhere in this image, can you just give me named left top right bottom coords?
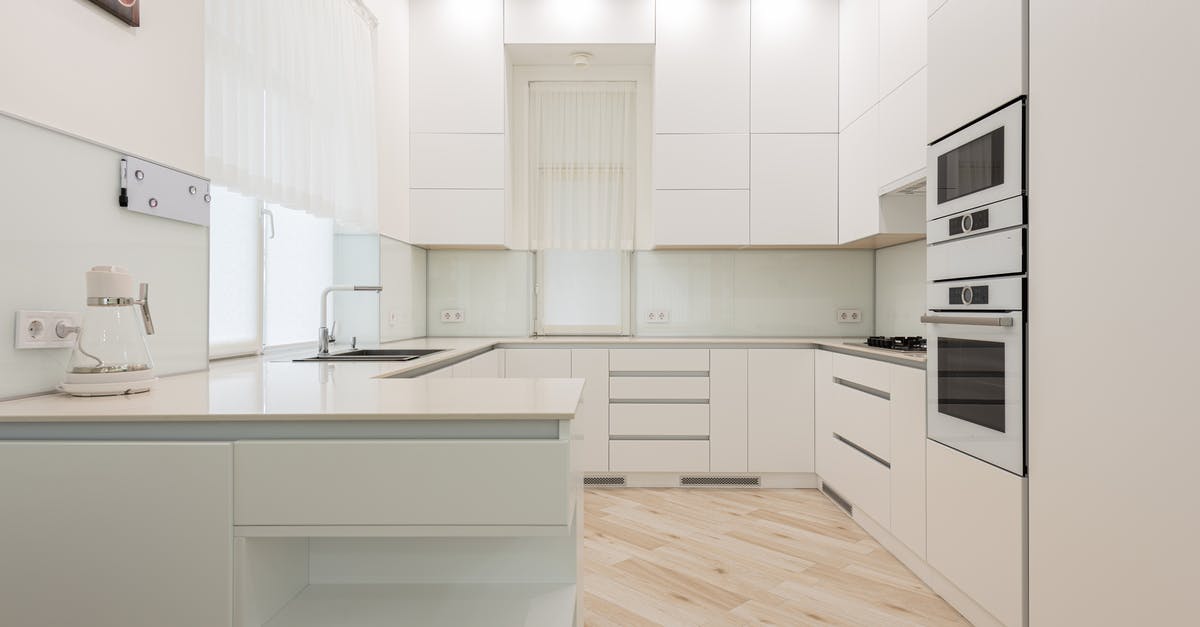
left=332, top=235, right=383, bottom=347
left=1028, top=3, right=1200, bottom=625
left=365, top=0, right=412, bottom=241
left=426, top=251, right=532, bottom=337
left=0, top=0, right=204, bottom=174
left=634, top=250, right=875, bottom=336
left=874, top=240, right=925, bottom=337
left=380, top=236, right=428, bottom=342
left=0, top=114, right=208, bottom=399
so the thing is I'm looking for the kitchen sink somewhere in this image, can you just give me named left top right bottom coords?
left=293, top=349, right=446, bottom=362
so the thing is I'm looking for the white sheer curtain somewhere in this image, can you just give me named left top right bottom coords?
left=205, top=0, right=378, bottom=232
left=528, top=82, right=637, bottom=250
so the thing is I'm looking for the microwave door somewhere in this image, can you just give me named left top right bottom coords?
left=928, top=99, right=1025, bottom=221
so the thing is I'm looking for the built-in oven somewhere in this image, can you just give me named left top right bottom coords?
left=928, top=98, right=1025, bottom=222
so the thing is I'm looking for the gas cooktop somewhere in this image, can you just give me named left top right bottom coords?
left=860, top=336, right=927, bottom=353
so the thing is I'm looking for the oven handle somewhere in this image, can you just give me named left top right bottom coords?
left=920, top=314, right=1014, bottom=327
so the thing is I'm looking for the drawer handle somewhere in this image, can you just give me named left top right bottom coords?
left=833, top=433, right=890, bottom=469
left=832, top=377, right=890, bottom=400
left=609, top=371, right=710, bottom=377
left=610, top=399, right=709, bottom=405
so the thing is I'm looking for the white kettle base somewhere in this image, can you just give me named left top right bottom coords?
left=59, top=378, right=157, bottom=397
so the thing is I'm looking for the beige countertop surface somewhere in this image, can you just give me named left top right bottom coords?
left=0, top=336, right=922, bottom=422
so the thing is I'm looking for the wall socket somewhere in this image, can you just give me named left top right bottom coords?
left=388, top=310, right=402, bottom=327
left=837, top=309, right=862, bottom=323
left=645, top=310, right=670, bottom=323
left=440, top=309, right=465, bottom=323
left=14, top=310, right=81, bottom=349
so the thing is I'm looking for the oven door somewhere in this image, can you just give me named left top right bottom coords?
left=922, top=310, right=1025, bottom=476
left=928, top=99, right=1025, bottom=221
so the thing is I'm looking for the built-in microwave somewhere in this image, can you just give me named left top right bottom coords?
left=928, top=98, right=1025, bottom=222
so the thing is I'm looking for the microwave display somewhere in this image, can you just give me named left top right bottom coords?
left=937, top=128, right=1005, bottom=205
left=937, top=337, right=1006, bottom=432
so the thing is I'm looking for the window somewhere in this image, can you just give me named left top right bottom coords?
left=536, top=250, right=631, bottom=335
left=262, top=205, right=334, bottom=348
left=207, top=186, right=262, bottom=358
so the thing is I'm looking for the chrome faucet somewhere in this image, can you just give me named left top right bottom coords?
left=318, top=285, right=382, bottom=354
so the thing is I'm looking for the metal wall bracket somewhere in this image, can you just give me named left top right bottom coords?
left=119, top=156, right=210, bottom=227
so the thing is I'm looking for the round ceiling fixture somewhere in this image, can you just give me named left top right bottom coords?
left=572, top=52, right=592, bottom=69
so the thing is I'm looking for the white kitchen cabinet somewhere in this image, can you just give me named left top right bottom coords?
left=409, top=189, right=505, bottom=247
left=571, top=349, right=610, bottom=472
left=653, top=189, right=750, bottom=247
left=610, top=404, right=710, bottom=437
left=503, top=348, right=572, bottom=378
left=878, top=69, right=928, bottom=190
left=928, top=440, right=1026, bottom=627
left=0, top=443, right=232, bottom=627
left=654, top=134, right=750, bottom=190
left=503, top=0, right=655, bottom=44
left=889, top=364, right=926, bottom=558
left=710, top=349, right=749, bottom=472
left=814, top=349, right=835, bottom=479
left=927, top=0, right=1026, bottom=141
left=609, top=376, right=710, bottom=400
left=609, top=348, right=709, bottom=372
left=838, top=106, right=879, bottom=243
left=655, top=0, right=751, bottom=134
left=824, top=427, right=891, bottom=524
left=610, top=440, right=710, bottom=472
left=410, top=133, right=505, bottom=190
left=839, top=0, right=879, bottom=129
left=450, top=350, right=503, bottom=378
left=750, top=0, right=839, bottom=133
left=749, top=133, right=839, bottom=245
left=410, top=0, right=504, bottom=133
left=879, top=0, right=927, bottom=97
left=748, top=349, right=815, bottom=473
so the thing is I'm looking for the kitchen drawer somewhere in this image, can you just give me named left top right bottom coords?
left=822, top=434, right=890, bottom=526
left=609, top=403, right=709, bottom=437
left=832, top=353, right=892, bottom=393
left=609, top=349, right=709, bottom=372
left=234, top=440, right=570, bottom=527
left=830, top=378, right=891, bottom=462
left=609, top=376, right=710, bottom=400
left=610, top=440, right=710, bottom=472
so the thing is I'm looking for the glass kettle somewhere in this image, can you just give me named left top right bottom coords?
left=59, top=266, right=157, bottom=396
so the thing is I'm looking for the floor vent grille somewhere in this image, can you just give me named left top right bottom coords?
left=821, top=483, right=853, bottom=514
left=680, top=476, right=762, bottom=487
left=584, top=476, right=627, bottom=487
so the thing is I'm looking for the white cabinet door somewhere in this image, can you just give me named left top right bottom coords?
left=654, top=134, right=750, bottom=190
left=0, top=443, right=232, bottom=627
left=450, top=350, right=503, bottom=378
left=750, top=0, right=839, bottom=133
left=839, top=0, right=879, bottom=129
left=710, top=349, right=749, bottom=472
left=878, top=0, right=927, bottom=97
left=653, top=189, right=750, bottom=247
left=750, top=134, right=838, bottom=245
left=927, top=0, right=1026, bottom=141
left=838, top=106, right=880, bottom=243
left=655, top=0, right=751, bottom=133
left=814, top=349, right=835, bottom=479
left=572, top=349, right=610, bottom=472
left=410, top=0, right=504, bottom=133
left=504, top=348, right=572, bottom=378
left=889, top=364, right=927, bottom=558
left=748, top=349, right=815, bottom=473
left=878, top=69, right=928, bottom=189
left=409, top=189, right=505, bottom=247
left=410, top=134, right=505, bottom=189
left=504, top=0, right=655, bottom=44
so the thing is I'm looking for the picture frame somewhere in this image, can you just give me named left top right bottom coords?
left=87, top=0, right=140, bottom=27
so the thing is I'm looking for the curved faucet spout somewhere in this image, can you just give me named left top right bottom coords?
left=318, top=285, right=383, bottom=354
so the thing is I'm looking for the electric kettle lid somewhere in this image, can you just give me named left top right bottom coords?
left=86, top=265, right=135, bottom=300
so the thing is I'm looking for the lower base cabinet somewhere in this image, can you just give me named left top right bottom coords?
left=610, top=440, right=710, bottom=472
left=748, top=349, right=815, bottom=473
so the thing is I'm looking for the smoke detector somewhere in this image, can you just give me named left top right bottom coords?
left=572, top=52, right=592, bottom=69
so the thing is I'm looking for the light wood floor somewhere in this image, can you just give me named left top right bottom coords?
left=583, top=488, right=970, bottom=627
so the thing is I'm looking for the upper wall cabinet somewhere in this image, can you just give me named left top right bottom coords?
left=839, top=0, right=879, bottom=130
left=879, top=0, right=927, bottom=97
left=878, top=68, right=928, bottom=189
left=655, top=0, right=751, bottom=134
left=410, top=0, right=505, bottom=133
left=751, top=0, right=839, bottom=133
left=750, top=134, right=838, bottom=245
left=838, top=107, right=879, bottom=243
left=927, top=0, right=1026, bottom=141
left=503, top=0, right=655, bottom=43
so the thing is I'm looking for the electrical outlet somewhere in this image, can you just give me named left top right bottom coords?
left=837, top=309, right=862, bottom=324
left=388, top=310, right=401, bottom=327
left=440, top=309, right=465, bottom=323
left=645, top=310, right=670, bottom=323
left=14, top=310, right=80, bottom=349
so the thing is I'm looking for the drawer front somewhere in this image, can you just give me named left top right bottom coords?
left=823, top=435, right=890, bottom=526
left=830, top=379, right=892, bottom=462
left=832, top=353, right=892, bottom=392
left=609, top=349, right=709, bottom=372
left=609, top=404, right=710, bottom=437
left=610, top=441, right=710, bottom=472
left=234, top=440, right=570, bottom=527
left=609, top=376, right=710, bottom=400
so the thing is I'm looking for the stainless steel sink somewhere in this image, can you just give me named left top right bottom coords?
left=293, top=349, right=446, bottom=362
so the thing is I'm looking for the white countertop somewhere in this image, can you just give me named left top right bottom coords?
left=0, top=336, right=922, bottom=422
